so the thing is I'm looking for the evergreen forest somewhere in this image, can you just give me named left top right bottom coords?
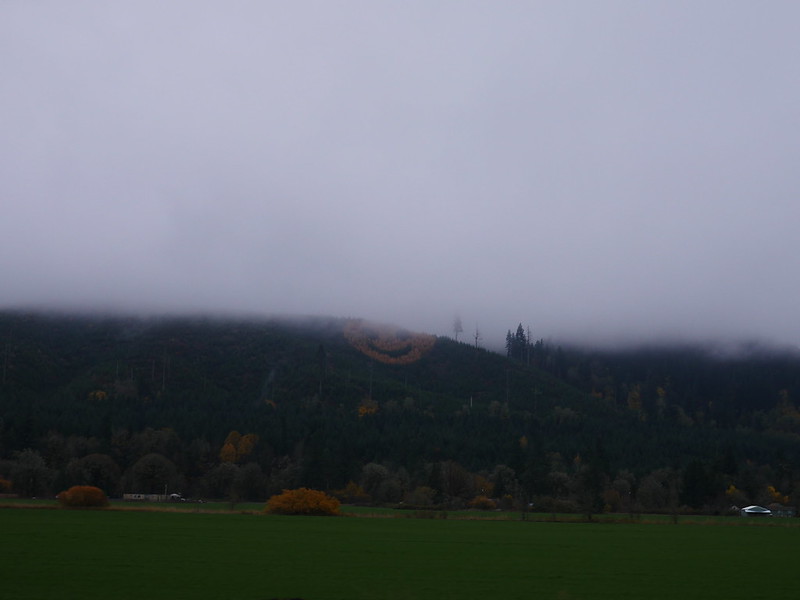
left=2, top=311, right=799, bottom=515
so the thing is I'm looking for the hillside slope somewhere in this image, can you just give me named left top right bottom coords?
left=1, top=311, right=799, bottom=511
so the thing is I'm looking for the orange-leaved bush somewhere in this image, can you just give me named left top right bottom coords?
left=468, top=495, right=497, bottom=510
left=265, top=488, right=340, bottom=516
left=57, top=485, right=110, bottom=508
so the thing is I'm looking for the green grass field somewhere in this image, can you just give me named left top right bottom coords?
left=2, top=507, right=798, bottom=600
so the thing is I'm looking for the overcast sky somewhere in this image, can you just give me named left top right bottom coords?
left=2, top=1, right=799, bottom=348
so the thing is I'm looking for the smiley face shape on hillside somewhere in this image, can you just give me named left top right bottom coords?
left=344, top=320, right=435, bottom=364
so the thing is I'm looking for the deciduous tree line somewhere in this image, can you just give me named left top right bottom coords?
left=1, top=426, right=795, bottom=516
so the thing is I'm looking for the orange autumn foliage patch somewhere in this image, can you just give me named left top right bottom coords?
left=332, top=481, right=370, bottom=504
left=357, top=397, right=379, bottom=417
left=57, top=485, right=110, bottom=508
left=265, top=488, right=340, bottom=516
left=344, top=320, right=435, bottom=365
left=219, top=431, right=259, bottom=463
left=468, top=495, right=497, bottom=510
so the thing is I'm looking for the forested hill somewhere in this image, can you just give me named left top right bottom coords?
left=1, top=310, right=800, bottom=512
left=0, top=311, right=592, bottom=455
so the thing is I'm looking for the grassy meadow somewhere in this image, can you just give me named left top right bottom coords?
left=2, top=506, right=799, bottom=600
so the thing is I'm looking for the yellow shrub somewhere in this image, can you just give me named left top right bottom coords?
left=57, top=485, right=110, bottom=508
left=767, top=485, right=789, bottom=505
left=332, top=481, right=370, bottom=504
left=468, top=495, right=497, bottom=510
left=265, top=488, right=340, bottom=516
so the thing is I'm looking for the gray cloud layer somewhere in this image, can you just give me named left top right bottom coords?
left=2, top=1, right=799, bottom=347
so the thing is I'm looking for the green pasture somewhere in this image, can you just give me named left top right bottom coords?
left=2, top=507, right=798, bottom=600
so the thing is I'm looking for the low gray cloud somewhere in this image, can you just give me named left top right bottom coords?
left=2, top=1, right=799, bottom=348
